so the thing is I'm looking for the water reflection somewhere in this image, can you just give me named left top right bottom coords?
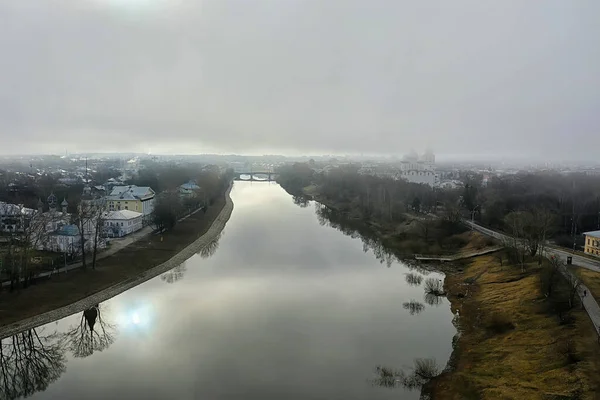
left=372, top=358, right=441, bottom=392
left=314, top=203, right=397, bottom=268
left=402, top=300, right=425, bottom=316
left=161, top=263, right=187, bottom=284
left=198, top=231, right=222, bottom=259
left=0, top=328, right=66, bottom=400
left=62, top=304, right=116, bottom=358
left=405, top=273, right=423, bottom=286
left=4, top=183, right=455, bottom=400
left=424, top=293, right=444, bottom=307
left=292, top=195, right=310, bottom=208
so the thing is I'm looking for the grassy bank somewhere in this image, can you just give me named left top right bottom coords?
left=430, top=254, right=600, bottom=399
left=0, top=190, right=227, bottom=328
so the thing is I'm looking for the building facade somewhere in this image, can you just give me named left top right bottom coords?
left=106, top=185, right=155, bottom=223
left=102, top=210, right=143, bottom=238
left=584, top=231, right=600, bottom=256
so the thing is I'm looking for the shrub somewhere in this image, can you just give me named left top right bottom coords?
left=424, top=278, right=445, bottom=296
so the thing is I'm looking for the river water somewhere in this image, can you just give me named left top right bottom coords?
left=2, top=182, right=455, bottom=400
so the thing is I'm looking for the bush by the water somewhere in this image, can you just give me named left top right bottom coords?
left=424, top=278, right=445, bottom=296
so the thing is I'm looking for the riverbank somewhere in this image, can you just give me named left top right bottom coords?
left=298, top=187, right=494, bottom=258
left=0, top=184, right=234, bottom=339
left=279, top=181, right=600, bottom=397
left=429, top=253, right=600, bottom=399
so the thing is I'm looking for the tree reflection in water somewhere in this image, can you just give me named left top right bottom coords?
left=292, top=195, right=310, bottom=208
left=424, top=293, right=444, bottom=307
left=402, top=300, right=425, bottom=315
left=405, top=272, right=423, bottom=286
left=314, top=203, right=397, bottom=268
left=0, top=328, right=66, bottom=400
left=161, top=263, right=187, bottom=284
left=372, top=358, right=441, bottom=392
left=199, top=231, right=223, bottom=259
left=62, top=303, right=116, bottom=358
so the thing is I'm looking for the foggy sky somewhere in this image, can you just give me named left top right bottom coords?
left=1, top=1, right=599, bottom=159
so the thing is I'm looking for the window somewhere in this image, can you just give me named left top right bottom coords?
left=589, top=239, right=591, bottom=245
left=121, top=222, right=124, bottom=226
left=125, top=206, right=128, bottom=210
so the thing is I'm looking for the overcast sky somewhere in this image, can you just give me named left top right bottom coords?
left=0, top=0, right=598, bottom=159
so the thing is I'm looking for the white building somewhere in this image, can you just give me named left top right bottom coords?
left=0, top=202, right=35, bottom=233
left=101, top=210, right=143, bottom=238
left=398, top=150, right=438, bottom=187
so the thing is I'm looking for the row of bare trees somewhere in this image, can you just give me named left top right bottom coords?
left=0, top=303, right=116, bottom=400
left=1, top=198, right=108, bottom=290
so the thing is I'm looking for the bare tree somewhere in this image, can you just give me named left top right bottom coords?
left=416, top=217, right=436, bottom=243
left=503, top=212, right=527, bottom=271
left=567, top=273, right=582, bottom=310
left=7, top=209, right=54, bottom=289
left=424, top=278, right=445, bottom=296
left=0, top=328, right=66, bottom=399
left=541, top=256, right=563, bottom=298
left=74, top=203, right=92, bottom=269
left=61, top=304, right=116, bottom=358
left=91, top=199, right=108, bottom=270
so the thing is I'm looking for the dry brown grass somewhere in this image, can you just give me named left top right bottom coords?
left=0, top=194, right=226, bottom=327
left=429, top=254, right=600, bottom=400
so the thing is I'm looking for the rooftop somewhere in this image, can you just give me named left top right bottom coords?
left=584, top=230, right=600, bottom=238
left=102, top=210, right=143, bottom=220
left=107, top=185, right=155, bottom=201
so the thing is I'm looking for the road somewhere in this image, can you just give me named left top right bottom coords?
left=466, top=220, right=600, bottom=334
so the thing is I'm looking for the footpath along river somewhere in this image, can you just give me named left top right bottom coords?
left=2, top=181, right=456, bottom=400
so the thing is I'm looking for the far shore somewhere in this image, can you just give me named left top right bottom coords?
left=0, top=183, right=234, bottom=339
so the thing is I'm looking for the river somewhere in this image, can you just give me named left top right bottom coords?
left=1, top=182, right=456, bottom=400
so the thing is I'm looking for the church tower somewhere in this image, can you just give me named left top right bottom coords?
left=61, top=198, right=69, bottom=214
left=47, top=193, right=57, bottom=212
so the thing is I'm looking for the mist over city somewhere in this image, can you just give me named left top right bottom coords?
left=1, top=0, right=599, bottom=161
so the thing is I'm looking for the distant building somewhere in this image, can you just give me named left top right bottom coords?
left=179, top=180, right=201, bottom=197
left=101, top=210, right=143, bottom=238
left=105, top=185, right=155, bottom=224
left=0, top=202, right=35, bottom=233
left=398, top=149, right=437, bottom=187
left=584, top=231, right=600, bottom=257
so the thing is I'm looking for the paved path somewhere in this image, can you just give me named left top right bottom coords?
left=415, top=246, right=502, bottom=262
left=466, top=220, right=600, bottom=335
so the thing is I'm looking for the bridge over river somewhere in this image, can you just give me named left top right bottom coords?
left=234, top=172, right=278, bottom=181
